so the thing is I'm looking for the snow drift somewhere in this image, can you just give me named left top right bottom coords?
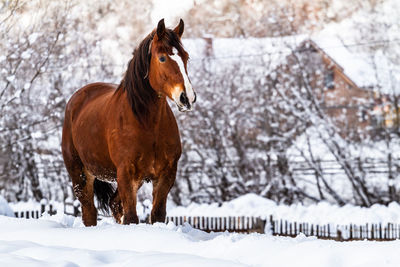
left=1, top=214, right=400, bottom=267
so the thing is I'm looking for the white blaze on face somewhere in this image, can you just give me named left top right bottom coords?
left=169, top=47, right=195, bottom=103
left=171, top=85, right=182, bottom=105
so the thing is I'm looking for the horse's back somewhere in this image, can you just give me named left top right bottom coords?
left=65, top=82, right=117, bottom=120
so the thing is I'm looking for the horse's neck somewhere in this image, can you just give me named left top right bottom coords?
left=114, top=88, right=168, bottom=129
left=146, top=97, right=168, bottom=127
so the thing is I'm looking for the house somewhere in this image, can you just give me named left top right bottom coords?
left=299, top=37, right=399, bottom=134
left=182, top=35, right=398, bottom=137
left=298, top=38, right=374, bottom=134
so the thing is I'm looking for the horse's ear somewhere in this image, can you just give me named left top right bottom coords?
left=173, top=19, right=184, bottom=38
left=156, top=18, right=165, bottom=40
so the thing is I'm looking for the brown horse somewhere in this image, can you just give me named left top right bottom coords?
left=61, top=19, right=196, bottom=226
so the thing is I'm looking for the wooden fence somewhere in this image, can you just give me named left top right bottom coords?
left=54, top=204, right=400, bottom=240
left=64, top=201, right=80, bottom=217
left=165, top=216, right=266, bottom=233
left=11, top=202, right=400, bottom=241
left=13, top=202, right=57, bottom=219
left=63, top=202, right=265, bottom=233
left=268, top=215, right=400, bottom=241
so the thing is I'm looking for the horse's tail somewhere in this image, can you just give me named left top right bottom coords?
left=93, top=179, right=115, bottom=214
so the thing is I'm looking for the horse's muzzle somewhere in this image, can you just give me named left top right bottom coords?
left=177, top=92, right=193, bottom=112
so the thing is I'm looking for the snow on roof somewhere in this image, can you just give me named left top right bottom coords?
left=310, top=36, right=378, bottom=88
left=182, top=34, right=394, bottom=93
left=182, top=0, right=400, bottom=95
left=311, top=0, right=400, bottom=94
left=182, top=36, right=305, bottom=73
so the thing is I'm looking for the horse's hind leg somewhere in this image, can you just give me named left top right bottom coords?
left=62, top=143, right=97, bottom=226
left=68, top=165, right=97, bottom=226
left=79, top=169, right=98, bottom=226
left=110, top=188, right=123, bottom=224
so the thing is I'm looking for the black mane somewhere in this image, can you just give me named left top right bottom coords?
left=118, top=29, right=184, bottom=125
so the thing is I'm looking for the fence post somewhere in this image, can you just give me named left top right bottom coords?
left=48, top=201, right=56, bottom=216
left=327, top=224, right=331, bottom=239
left=285, top=220, right=288, bottom=235
left=269, top=215, right=275, bottom=235
left=336, top=227, right=343, bottom=241
left=223, top=217, right=227, bottom=231
left=40, top=199, right=47, bottom=216
left=73, top=200, right=80, bottom=217
left=261, top=219, right=266, bottom=234
left=349, top=224, right=353, bottom=240
left=384, top=223, right=388, bottom=240
left=253, top=218, right=266, bottom=234
left=371, top=224, right=375, bottom=239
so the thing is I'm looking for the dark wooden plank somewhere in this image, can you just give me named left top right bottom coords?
left=223, top=217, right=227, bottom=231
left=285, top=220, right=288, bottom=235
left=327, top=224, right=331, bottom=238
left=349, top=224, right=353, bottom=239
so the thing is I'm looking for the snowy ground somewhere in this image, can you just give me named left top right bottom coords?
left=3, top=194, right=400, bottom=266
left=0, top=196, right=14, bottom=217
left=1, top=214, right=400, bottom=267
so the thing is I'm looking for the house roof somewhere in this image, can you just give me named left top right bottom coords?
left=182, top=31, right=399, bottom=94
left=310, top=36, right=377, bottom=89
left=309, top=0, right=400, bottom=94
left=182, top=36, right=305, bottom=74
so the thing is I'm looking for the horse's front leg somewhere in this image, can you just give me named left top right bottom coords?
left=117, top=164, right=140, bottom=224
left=151, top=163, right=177, bottom=223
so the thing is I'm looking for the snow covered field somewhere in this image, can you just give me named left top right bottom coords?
left=2, top=194, right=400, bottom=266
left=1, top=214, right=400, bottom=267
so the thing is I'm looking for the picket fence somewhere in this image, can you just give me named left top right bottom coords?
left=165, top=215, right=266, bottom=233
left=268, top=215, right=400, bottom=241
left=11, top=201, right=400, bottom=241
left=63, top=202, right=266, bottom=233
left=13, top=202, right=57, bottom=219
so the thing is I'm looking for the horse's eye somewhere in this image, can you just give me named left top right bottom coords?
left=159, top=56, right=166, bottom=63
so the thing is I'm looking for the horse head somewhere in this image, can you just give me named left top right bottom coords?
left=148, top=19, right=196, bottom=112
